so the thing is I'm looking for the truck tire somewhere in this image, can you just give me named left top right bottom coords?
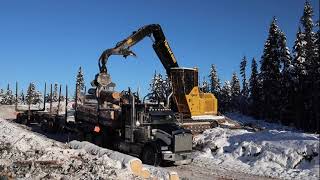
left=40, top=120, right=48, bottom=132
left=141, top=145, right=161, bottom=166
left=93, top=134, right=103, bottom=147
left=20, top=115, right=28, bottom=125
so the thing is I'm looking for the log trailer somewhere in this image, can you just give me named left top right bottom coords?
left=15, top=82, right=47, bottom=125
left=15, top=83, right=69, bottom=134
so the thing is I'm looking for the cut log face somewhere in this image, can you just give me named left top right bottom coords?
left=169, top=172, right=179, bottom=180
left=140, top=167, right=151, bottom=179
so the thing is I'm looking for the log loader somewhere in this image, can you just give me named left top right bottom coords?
left=96, top=24, right=225, bottom=133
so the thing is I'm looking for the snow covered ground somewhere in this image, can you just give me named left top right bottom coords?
left=1, top=105, right=319, bottom=179
left=193, top=113, right=319, bottom=180
left=0, top=118, right=135, bottom=179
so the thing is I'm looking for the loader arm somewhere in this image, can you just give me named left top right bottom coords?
left=98, top=24, right=218, bottom=118
left=98, top=24, right=178, bottom=74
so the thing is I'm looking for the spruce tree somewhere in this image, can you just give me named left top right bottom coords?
left=278, top=31, right=294, bottom=125
left=0, top=88, right=4, bottom=97
left=240, top=56, right=249, bottom=114
left=52, top=83, right=59, bottom=102
left=148, top=72, right=172, bottom=104
left=219, top=81, right=232, bottom=113
left=209, top=64, right=221, bottom=98
left=77, top=67, right=85, bottom=90
left=292, top=27, right=307, bottom=129
left=315, top=20, right=320, bottom=131
left=25, top=83, right=42, bottom=105
left=0, top=84, right=14, bottom=105
left=18, top=90, right=25, bottom=104
left=300, top=1, right=318, bottom=131
left=249, top=58, right=262, bottom=118
left=200, top=77, right=210, bottom=93
left=240, top=56, right=249, bottom=97
left=230, top=72, right=241, bottom=112
left=260, top=17, right=282, bottom=121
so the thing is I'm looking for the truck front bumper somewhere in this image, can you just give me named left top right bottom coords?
left=162, top=151, right=193, bottom=162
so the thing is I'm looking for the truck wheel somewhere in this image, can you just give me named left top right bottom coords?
left=16, top=114, right=22, bottom=123
left=141, top=145, right=161, bottom=166
left=20, top=116, right=28, bottom=125
left=93, top=134, right=103, bottom=147
left=40, top=120, right=48, bottom=132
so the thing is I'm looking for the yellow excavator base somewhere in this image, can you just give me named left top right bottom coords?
left=185, top=87, right=218, bottom=116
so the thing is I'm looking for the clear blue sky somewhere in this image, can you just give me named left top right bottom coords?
left=0, top=0, right=319, bottom=96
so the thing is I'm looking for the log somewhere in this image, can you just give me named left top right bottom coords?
left=144, top=164, right=180, bottom=180
left=69, top=141, right=142, bottom=176
left=69, top=140, right=180, bottom=180
left=169, top=172, right=179, bottom=180
left=140, top=167, right=151, bottom=179
left=100, top=91, right=121, bottom=103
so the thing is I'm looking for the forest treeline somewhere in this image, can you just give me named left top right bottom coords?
left=205, top=1, right=319, bottom=132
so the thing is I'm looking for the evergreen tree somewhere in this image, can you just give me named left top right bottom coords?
left=219, top=81, right=232, bottom=113
left=76, top=66, right=85, bottom=92
left=200, top=77, right=210, bottom=93
left=240, top=56, right=249, bottom=97
left=52, top=83, right=59, bottom=102
left=209, top=64, right=221, bottom=98
left=292, top=27, right=307, bottom=129
left=300, top=1, right=318, bottom=131
left=0, top=84, right=14, bottom=105
left=18, top=90, right=25, bottom=104
left=26, top=83, right=42, bottom=105
left=240, top=56, right=249, bottom=114
left=230, top=72, right=241, bottom=112
left=0, top=88, right=4, bottom=97
left=148, top=72, right=172, bottom=104
left=33, top=91, right=43, bottom=105
left=249, top=58, right=262, bottom=118
left=260, top=17, right=282, bottom=121
left=278, top=31, right=294, bottom=125
left=315, top=20, right=320, bottom=131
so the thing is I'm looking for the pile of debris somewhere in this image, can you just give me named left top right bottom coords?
left=0, top=118, right=134, bottom=180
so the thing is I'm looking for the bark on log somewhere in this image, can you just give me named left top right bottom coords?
left=69, top=140, right=179, bottom=180
left=69, top=140, right=142, bottom=176
left=100, top=91, right=121, bottom=103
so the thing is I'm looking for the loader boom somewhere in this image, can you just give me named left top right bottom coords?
left=98, top=24, right=218, bottom=118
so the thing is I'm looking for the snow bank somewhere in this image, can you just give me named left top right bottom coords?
left=0, top=118, right=133, bottom=179
left=194, top=125, right=319, bottom=179
left=69, top=140, right=179, bottom=180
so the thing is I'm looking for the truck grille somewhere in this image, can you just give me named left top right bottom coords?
left=173, top=133, right=192, bottom=152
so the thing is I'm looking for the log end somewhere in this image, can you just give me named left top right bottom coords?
left=140, top=167, right=151, bottom=179
left=128, top=159, right=143, bottom=176
left=169, top=171, right=179, bottom=180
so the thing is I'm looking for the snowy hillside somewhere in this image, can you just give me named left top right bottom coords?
left=194, top=113, right=319, bottom=180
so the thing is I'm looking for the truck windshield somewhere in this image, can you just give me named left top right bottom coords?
left=150, top=114, right=178, bottom=124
